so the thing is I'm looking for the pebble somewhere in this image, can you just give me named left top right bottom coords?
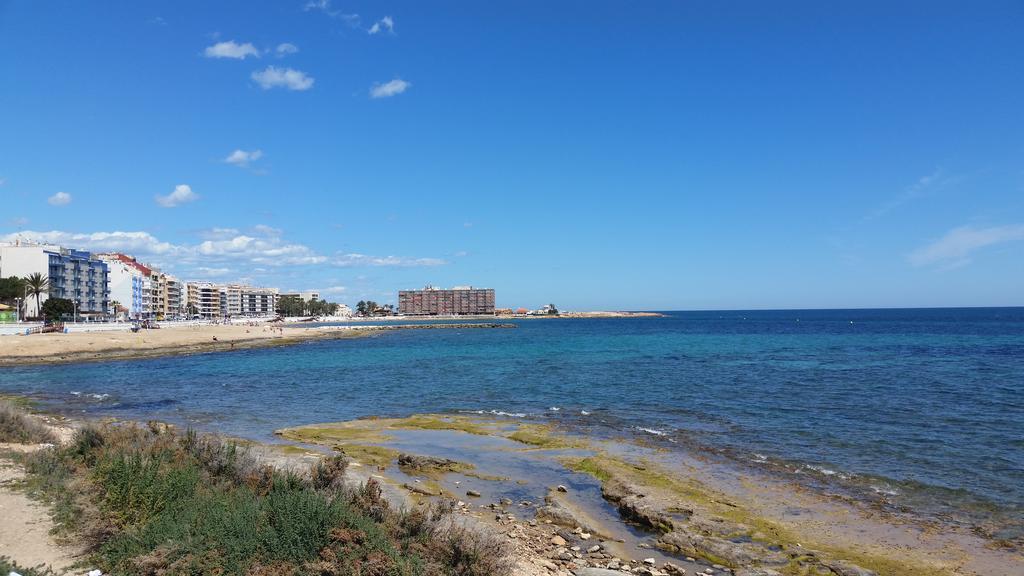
left=588, top=545, right=602, bottom=553
left=643, top=558, right=656, bottom=566
left=550, top=535, right=567, bottom=546
left=557, top=484, right=568, bottom=492
left=466, top=489, right=481, bottom=497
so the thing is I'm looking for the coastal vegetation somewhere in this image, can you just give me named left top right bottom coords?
left=0, top=557, right=56, bottom=576
left=24, top=272, right=48, bottom=318
left=355, top=301, right=395, bottom=317
left=10, top=416, right=512, bottom=576
left=276, top=295, right=341, bottom=317
left=0, top=400, right=57, bottom=444
left=40, top=297, right=74, bottom=322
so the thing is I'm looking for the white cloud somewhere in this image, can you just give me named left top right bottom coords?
left=224, top=149, right=264, bottom=167
left=321, top=286, right=348, bottom=294
left=368, top=16, right=394, bottom=35
left=333, top=253, right=444, bottom=267
left=251, top=224, right=282, bottom=237
left=197, top=227, right=240, bottom=240
left=251, top=66, right=314, bottom=91
left=304, top=0, right=331, bottom=11
left=204, top=40, right=260, bottom=59
left=195, top=267, right=232, bottom=277
left=370, top=78, right=410, bottom=99
left=908, top=224, right=1024, bottom=269
left=1, top=229, right=448, bottom=288
left=865, top=169, right=960, bottom=222
left=48, top=191, right=72, bottom=206
left=155, top=184, right=198, bottom=208
left=0, top=230, right=180, bottom=256
left=196, top=235, right=327, bottom=266
left=304, top=0, right=360, bottom=25
left=8, top=217, right=29, bottom=227
left=275, top=43, right=298, bottom=56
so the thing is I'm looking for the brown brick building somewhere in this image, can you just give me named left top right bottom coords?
left=398, top=286, right=496, bottom=315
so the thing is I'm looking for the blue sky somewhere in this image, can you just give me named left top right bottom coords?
left=1, top=0, right=1022, bottom=310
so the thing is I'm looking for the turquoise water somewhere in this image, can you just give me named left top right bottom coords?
left=1, top=308, right=1022, bottom=534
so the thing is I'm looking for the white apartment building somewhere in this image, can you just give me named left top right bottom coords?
left=185, top=282, right=278, bottom=319
left=98, top=253, right=150, bottom=320
left=186, top=282, right=222, bottom=319
left=239, top=286, right=279, bottom=317
left=280, top=291, right=320, bottom=302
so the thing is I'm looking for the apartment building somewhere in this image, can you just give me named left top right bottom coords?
left=239, top=286, right=279, bottom=317
left=98, top=253, right=151, bottom=319
left=280, top=291, right=320, bottom=302
left=186, top=281, right=222, bottom=319
left=185, top=282, right=279, bottom=319
left=398, top=285, right=495, bottom=316
left=0, top=241, right=110, bottom=317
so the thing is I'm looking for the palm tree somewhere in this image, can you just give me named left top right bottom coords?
left=24, top=273, right=48, bottom=319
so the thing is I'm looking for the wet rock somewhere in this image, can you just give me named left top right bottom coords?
left=821, top=560, right=878, bottom=576
left=466, top=489, right=482, bottom=497
left=402, top=482, right=439, bottom=496
left=602, top=479, right=682, bottom=533
left=574, top=569, right=627, bottom=576
left=587, top=545, right=602, bottom=553
left=658, top=530, right=785, bottom=567
left=643, top=558, right=656, bottom=565
left=397, top=453, right=461, bottom=472
left=537, top=499, right=596, bottom=534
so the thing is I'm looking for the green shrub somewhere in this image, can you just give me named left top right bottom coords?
left=0, top=556, right=57, bottom=576
left=21, top=423, right=513, bottom=576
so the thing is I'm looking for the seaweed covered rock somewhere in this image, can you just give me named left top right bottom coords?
left=601, top=478, right=684, bottom=533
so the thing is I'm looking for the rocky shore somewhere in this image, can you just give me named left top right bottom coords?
left=276, top=414, right=1023, bottom=576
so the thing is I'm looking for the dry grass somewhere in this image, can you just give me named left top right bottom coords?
left=0, top=401, right=57, bottom=444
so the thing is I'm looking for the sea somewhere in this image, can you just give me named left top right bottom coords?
left=1, top=307, right=1022, bottom=539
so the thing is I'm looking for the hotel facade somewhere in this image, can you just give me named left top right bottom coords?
left=0, top=242, right=110, bottom=317
left=398, top=286, right=496, bottom=316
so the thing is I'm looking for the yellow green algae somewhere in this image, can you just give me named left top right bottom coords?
left=562, top=453, right=956, bottom=576
left=0, top=394, right=37, bottom=410
left=275, top=413, right=967, bottom=576
left=506, top=423, right=581, bottom=449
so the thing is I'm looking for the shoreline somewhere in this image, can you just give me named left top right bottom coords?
left=272, top=413, right=1023, bottom=576
left=0, top=322, right=515, bottom=367
left=3, top=400, right=1021, bottom=576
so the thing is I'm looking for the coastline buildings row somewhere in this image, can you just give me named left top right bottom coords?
left=0, top=241, right=280, bottom=320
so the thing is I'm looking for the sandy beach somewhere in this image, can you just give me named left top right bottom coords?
left=0, top=322, right=513, bottom=366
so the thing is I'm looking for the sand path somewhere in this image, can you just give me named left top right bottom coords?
left=0, top=444, right=80, bottom=574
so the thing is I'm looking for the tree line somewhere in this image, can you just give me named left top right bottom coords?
left=355, top=301, right=394, bottom=316
left=275, top=296, right=341, bottom=317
